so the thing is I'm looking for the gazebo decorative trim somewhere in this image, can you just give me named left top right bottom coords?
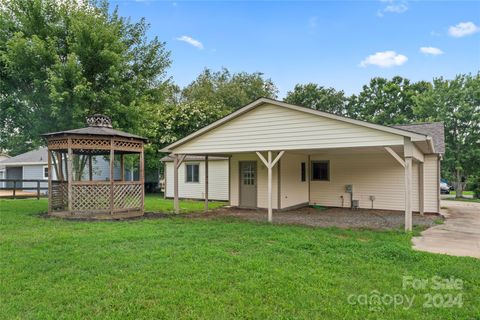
left=42, top=115, right=147, bottom=219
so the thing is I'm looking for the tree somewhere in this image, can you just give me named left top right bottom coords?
left=348, top=76, right=431, bottom=124
left=154, top=100, right=228, bottom=147
left=0, top=0, right=171, bottom=158
left=284, top=83, right=347, bottom=115
left=181, top=68, right=278, bottom=112
left=414, top=74, right=480, bottom=198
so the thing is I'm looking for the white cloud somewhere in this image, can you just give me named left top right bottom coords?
left=176, top=35, right=204, bottom=49
left=377, top=0, right=408, bottom=17
left=309, top=16, right=318, bottom=29
left=448, top=22, right=480, bottom=38
left=360, top=51, right=408, bottom=68
left=420, top=47, right=444, bottom=56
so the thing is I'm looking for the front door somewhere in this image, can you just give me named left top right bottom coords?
left=239, top=161, right=257, bottom=208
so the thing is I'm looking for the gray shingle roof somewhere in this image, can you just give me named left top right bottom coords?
left=392, top=122, right=445, bottom=154
left=41, top=126, right=147, bottom=142
left=0, top=147, right=48, bottom=165
left=161, top=155, right=229, bottom=162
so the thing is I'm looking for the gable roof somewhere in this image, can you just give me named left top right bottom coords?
left=41, top=126, right=147, bottom=142
left=162, top=98, right=434, bottom=153
left=161, top=155, right=229, bottom=162
left=0, top=147, right=48, bottom=165
left=392, top=122, right=445, bottom=154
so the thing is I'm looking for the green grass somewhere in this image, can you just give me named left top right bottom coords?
left=444, top=197, right=480, bottom=203
left=450, top=191, right=474, bottom=196
left=1, top=198, right=479, bottom=319
left=144, top=194, right=226, bottom=213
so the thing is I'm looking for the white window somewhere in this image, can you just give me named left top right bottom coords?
left=43, top=166, right=49, bottom=179
left=185, top=164, right=199, bottom=183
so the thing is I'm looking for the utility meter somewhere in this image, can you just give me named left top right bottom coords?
left=345, top=184, right=353, bottom=193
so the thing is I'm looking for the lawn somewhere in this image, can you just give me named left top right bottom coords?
left=1, top=199, right=479, bottom=319
left=144, top=194, right=226, bottom=213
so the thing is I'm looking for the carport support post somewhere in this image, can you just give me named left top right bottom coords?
left=204, top=155, right=209, bottom=212
left=404, top=137, right=413, bottom=232
left=419, top=162, right=424, bottom=215
left=173, top=154, right=186, bottom=214
left=174, top=156, right=179, bottom=214
left=256, top=151, right=285, bottom=223
left=405, top=157, right=413, bottom=231
left=267, top=151, right=273, bottom=222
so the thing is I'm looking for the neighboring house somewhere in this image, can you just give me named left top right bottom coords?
left=0, top=147, right=134, bottom=194
left=0, top=153, right=11, bottom=188
left=161, top=155, right=229, bottom=201
left=162, top=98, right=444, bottom=231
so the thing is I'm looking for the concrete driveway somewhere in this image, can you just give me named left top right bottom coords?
left=412, top=200, right=480, bottom=259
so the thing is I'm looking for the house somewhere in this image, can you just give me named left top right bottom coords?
left=161, top=98, right=444, bottom=231
left=0, top=153, right=11, bottom=188
left=0, top=147, right=134, bottom=194
left=161, top=155, right=229, bottom=201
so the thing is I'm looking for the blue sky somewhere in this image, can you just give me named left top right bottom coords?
left=110, top=0, right=480, bottom=97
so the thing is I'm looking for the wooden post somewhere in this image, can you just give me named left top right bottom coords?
left=419, top=162, right=424, bottom=215
left=37, top=180, right=40, bottom=200
left=48, top=150, right=52, bottom=213
left=267, top=151, right=273, bottom=222
left=256, top=151, right=285, bottom=223
left=88, top=155, right=93, bottom=181
left=173, top=154, right=186, bottom=214
left=204, top=155, right=209, bottom=212
left=405, top=157, right=413, bottom=231
left=67, top=138, right=73, bottom=213
left=57, top=152, right=63, bottom=181
left=139, top=147, right=145, bottom=212
left=13, top=180, right=16, bottom=199
left=173, top=156, right=179, bottom=214
left=120, top=154, right=125, bottom=181
left=109, top=140, right=115, bottom=215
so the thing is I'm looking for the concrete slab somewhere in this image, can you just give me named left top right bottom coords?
left=412, top=201, right=480, bottom=259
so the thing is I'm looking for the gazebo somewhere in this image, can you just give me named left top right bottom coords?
left=42, top=115, right=147, bottom=219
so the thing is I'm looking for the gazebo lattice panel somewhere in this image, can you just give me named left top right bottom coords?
left=43, top=114, right=146, bottom=219
left=48, top=138, right=68, bottom=150
left=113, top=183, right=142, bottom=209
left=72, top=138, right=111, bottom=150
left=72, top=184, right=111, bottom=211
left=51, top=181, right=68, bottom=211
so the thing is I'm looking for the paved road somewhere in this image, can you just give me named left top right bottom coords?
left=412, top=201, right=480, bottom=259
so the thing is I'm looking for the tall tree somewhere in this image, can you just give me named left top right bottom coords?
left=414, top=74, right=480, bottom=198
left=0, top=0, right=170, bottom=156
left=155, top=100, right=229, bottom=147
left=348, top=76, right=431, bottom=124
left=181, top=68, right=278, bottom=113
left=284, top=83, right=347, bottom=115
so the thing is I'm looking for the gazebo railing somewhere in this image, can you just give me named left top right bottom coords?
left=51, top=180, right=143, bottom=215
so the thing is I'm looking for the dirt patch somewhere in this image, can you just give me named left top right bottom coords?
left=186, top=206, right=440, bottom=230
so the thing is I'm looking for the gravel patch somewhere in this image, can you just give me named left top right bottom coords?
left=189, top=206, right=440, bottom=230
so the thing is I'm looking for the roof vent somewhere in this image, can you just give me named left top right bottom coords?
left=86, top=114, right=112, bottom=128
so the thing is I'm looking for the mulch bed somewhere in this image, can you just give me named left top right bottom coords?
left=39, top=206, right=441, bottom=230
left=183, top=206, right=441, bottom=230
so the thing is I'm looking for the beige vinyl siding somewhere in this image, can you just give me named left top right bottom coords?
left=424, top=155, right=439, bottom=213
left=279, top=153, right=309, bottom=208
left=230, top=153, right=279, bottom=209
left=173, top=104, right=404, bottom=154
left=309, top=152, right=424, bottom=212
left=165, top=160, right=229, bottom=201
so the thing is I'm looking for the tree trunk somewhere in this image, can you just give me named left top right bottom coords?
left=455, top=168, right=463, bottom=199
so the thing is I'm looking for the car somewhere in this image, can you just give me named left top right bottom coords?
left=441, top=178, right=454, bottom=191
left=440, top=181, right=451, bottom=194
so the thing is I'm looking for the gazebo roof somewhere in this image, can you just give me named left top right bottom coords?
left=41, top=114, right=148, bottom=142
